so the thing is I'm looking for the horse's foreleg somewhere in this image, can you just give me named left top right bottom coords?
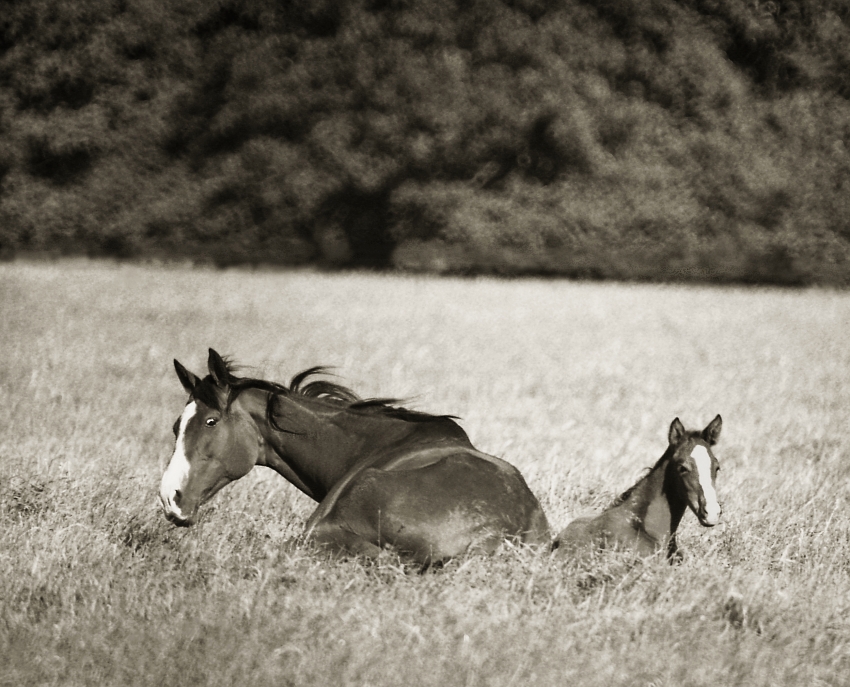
left=308, top=519, right=384, bottom=559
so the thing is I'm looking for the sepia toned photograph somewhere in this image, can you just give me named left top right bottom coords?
left=1, top=1, right=848, bottom=685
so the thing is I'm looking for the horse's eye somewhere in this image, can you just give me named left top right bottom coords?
left=205, top=417, right=218, bottom=427
left=678, top=464, right=689, bottom=474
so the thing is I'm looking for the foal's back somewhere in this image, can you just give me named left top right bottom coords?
left=553, top=506, right=660, bottom=558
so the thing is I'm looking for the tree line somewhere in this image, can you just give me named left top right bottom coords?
left=1, top=0, right=848, bottom=283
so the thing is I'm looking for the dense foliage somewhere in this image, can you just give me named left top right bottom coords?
left=1, top=0, right=849, bottom=282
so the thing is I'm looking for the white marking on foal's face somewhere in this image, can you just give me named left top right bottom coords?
left=159, top=402, right=197, bottom=522
left=691, top=444, right=720, bottom=526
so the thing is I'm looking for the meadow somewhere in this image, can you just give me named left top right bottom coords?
left=1, top=259, right=849, bottom=686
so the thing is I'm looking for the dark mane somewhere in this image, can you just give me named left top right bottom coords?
left=611, top=466, right=657, bottom=507
left=348, top=399, right=459, bottom=423
left=191, top=357, right=458, bottom=432
left=607, top=433, right=677, bottom=506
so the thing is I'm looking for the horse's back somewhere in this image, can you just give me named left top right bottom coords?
left=309, top=449, right=549, bottom=564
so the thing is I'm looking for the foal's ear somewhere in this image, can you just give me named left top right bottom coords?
left=701, top=414, right=722, bottom=445
left=668, top=417, right=686, bottom=445
left=174, top=359, right=200, bottom=393
left=208, top=348, right=230, bottom=387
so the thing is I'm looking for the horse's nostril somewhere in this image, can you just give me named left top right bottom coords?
left=173, top=489, right=182, bottom=507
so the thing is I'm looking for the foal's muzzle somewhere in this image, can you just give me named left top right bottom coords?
left=698, top=503, right=721, bottom=527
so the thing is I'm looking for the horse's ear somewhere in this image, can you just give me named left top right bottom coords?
left=174, top=359, right=200, bottom=393
left=208, top=348, right=230, bottom=387
left=702, top=414, right=722, bottom=445
left=668, top=417, right=686, bottom=445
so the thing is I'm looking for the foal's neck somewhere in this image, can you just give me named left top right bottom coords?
left=626, top=455, right=687, bottom=544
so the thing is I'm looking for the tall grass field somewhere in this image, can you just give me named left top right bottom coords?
left=1, top=260, right=849, bottom=686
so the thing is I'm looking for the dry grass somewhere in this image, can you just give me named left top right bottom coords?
left=1, top=260, right=849, bottom=686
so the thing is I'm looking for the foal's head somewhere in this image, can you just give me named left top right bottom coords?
left=159, top=350, right=262, bottom=526
left=666, top=415, right=722, bottom=527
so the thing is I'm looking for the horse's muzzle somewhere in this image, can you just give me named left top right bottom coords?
left=159, top=491, right=196, bottom=527
left=164, top=510, right=194, bottom=527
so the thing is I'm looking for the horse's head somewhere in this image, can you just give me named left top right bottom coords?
left=159, top=349, right=261, bottom=526
left=667, top=414, right=722, bottom=527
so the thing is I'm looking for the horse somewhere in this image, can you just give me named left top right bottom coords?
left=159, top=349, right=550, bottom=565
left=552, top=415, right=722, bottom=561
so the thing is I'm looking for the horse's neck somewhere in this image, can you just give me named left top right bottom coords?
left=623, top=457, right=687, bottom=544
left=247, top=391, right=426, bottom=502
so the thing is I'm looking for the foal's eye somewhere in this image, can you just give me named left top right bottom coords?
left=678, top=464, right=690, bottom=474
left=205, top=417, right=218, bottom=427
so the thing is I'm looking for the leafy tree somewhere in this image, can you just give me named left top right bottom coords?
left=0, top=0, right=848, bottom=283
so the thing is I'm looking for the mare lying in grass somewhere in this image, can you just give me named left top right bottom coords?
left=159, top=349, right=549, bottom=566
left=553, top=416, right=722, bottom=561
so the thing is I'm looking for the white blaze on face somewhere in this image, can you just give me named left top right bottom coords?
left=691, top=444, right=720, bottom=526
left=159, top=402, right=197, bottom=521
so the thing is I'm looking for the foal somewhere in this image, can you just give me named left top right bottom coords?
left=552, top=416, right=722, bottom=560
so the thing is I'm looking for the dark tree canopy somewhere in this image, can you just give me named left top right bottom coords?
left=1, top=0, right=848, bottom=283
